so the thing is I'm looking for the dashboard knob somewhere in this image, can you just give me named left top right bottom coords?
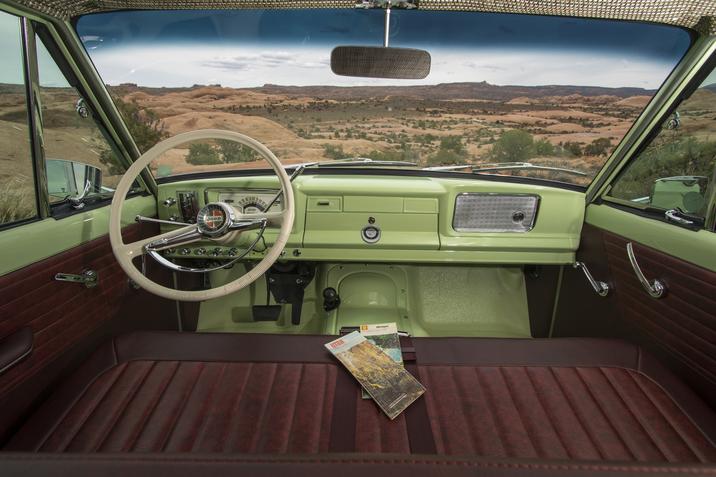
left=211, top=247, right=222, bottom=256
left=163, top=197, right=177, bottom=206
left=361, top=225, right=381, bottom=244
left=195, top=248, right=206, bottom=255
left=179, top=248, right=191, bottom=255
left=227, top=247, right=238, bottom=257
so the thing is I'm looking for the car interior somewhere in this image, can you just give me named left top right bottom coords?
left=0, top=0, right=715, bottom=475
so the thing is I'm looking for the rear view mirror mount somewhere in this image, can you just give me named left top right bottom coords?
left=331, top=1, right=430, bottom=80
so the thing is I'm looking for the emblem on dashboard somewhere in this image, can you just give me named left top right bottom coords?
left=196, top=203, right=231, bottom=236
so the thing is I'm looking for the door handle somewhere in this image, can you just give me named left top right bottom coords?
left=55, top=269, right=98, bottom=288
left=626, top=242, right=666, bottom=299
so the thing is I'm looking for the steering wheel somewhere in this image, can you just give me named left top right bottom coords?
left=109, top=129, right=295, bottom=301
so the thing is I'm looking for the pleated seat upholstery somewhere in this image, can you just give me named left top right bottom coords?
left=6, top=332, right=715, bottom=463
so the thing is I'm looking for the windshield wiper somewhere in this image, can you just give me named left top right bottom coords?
left=471, top=162, right=588, bottom=176
left=423, top=162, right=587, bottom=177
left=287, top=157, right=418, bottom=169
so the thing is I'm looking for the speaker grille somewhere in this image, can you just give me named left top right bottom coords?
left=453, top=193, right=539, bottom=233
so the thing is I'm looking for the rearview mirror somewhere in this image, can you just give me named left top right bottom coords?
left=331, top=46, right=431, bottom=80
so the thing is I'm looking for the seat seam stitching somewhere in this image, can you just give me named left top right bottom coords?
left=124, top=361, right=182, bottom=452
left=548, top=367, right=614, bottom=460
left=93, top=361, right=158, bottom=452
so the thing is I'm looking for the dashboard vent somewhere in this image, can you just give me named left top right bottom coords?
left=453, top=193, right=539, bottom=233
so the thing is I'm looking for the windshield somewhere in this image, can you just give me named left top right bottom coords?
left=75, top=9, right=691, bottom=186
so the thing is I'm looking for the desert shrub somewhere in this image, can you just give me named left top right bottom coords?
left=426, top=148, right=463, bottom=165
left=367, top=142, right=420, bottom=163
left=100, top=95, right=168, bottom=175
left=438, top=136, right=466, bottom=155
left=584, top=137, right=612, bottom=157
left=218, top=140, right=258, bottom=163
left=534, top=138, right=556, bottom=156
left=186, top=143, right=221, bottom=165
left=416, top=134, right=437, bottom=145
left=323, top=144, right=346, bottom=160
left=425, top=135, right=466, bottom=165
left=490, top=130, right=534, bottom=162
left=562, top=141, right=584, bottom=157
left=112, top=95, right=167, bottom=152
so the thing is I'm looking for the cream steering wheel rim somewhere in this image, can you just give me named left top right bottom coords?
left=109, top=129, right=295, bottom=302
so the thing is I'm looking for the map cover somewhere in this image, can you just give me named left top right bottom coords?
left=325, top=331, right=425, bottom=420
left=359, top=323, right=403, bottom=399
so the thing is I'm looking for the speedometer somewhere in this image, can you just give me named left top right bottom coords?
left=237, top=196, right=269, bottom=214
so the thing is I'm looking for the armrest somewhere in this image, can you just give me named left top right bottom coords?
left=0, top=327, right=33, bottom=375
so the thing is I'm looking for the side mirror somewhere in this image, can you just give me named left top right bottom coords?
left=650, top=175, right=707, bottom=214
left=46, top=159, right=103, bottom=206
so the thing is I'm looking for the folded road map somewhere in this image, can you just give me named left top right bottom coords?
left=325, top=331, right=425, bottom=420
left=359, top=323, right=403, bottom=399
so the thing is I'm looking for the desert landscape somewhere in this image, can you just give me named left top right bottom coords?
left=107, top=81, right=659, bottom=183
left=3, top=80, right=715, bottom=223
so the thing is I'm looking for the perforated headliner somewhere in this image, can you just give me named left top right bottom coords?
left=10, top=0, right=716, bottom=33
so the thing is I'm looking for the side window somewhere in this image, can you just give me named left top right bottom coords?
left=608, top=64, right=716, bottom=225
left=36, top=37, right=128, bottom=205
left=0, top=12, right=36, bottom=226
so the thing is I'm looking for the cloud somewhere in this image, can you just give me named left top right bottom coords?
left=88, top=44, right=676, bottom=89
left=462, top=60, right=508, bottom=72
left=202, top=51, right=330, bottom=72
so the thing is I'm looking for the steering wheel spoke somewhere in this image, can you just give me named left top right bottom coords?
left=121, top=224, right=201, bottom=258
left=239, top=210, right=285, bottom=227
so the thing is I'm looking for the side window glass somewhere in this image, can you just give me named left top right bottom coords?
left=608, top=65, right=716, bottom=223
left=0, top=12, right=36, bottom=226
left=36, top=37, right=129, bottom=205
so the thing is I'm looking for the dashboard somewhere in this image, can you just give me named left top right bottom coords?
left=207, top=188, right=283, bottom=215
left=157, top=174, right=585, bottom=265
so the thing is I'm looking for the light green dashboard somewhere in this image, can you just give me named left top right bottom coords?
left=157, top=174, right=586, bottom=265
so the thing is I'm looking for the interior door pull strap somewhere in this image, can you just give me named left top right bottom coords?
left=626, top=242, right=666, bottom=299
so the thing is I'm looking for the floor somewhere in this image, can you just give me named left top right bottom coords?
left=197, top=263, right=531, bottom=338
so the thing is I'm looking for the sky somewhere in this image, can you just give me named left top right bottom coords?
left=0, top=9, right=694, bottom=89
left=72, top=9, right=692, bottom=90
left=83, top=44, right=681, bottom=89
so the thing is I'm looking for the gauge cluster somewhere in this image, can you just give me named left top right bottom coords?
left=205, top=188, right=282, bottom=214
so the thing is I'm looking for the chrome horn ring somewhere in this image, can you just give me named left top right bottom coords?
left=143, top=202, right=269, bottom=273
